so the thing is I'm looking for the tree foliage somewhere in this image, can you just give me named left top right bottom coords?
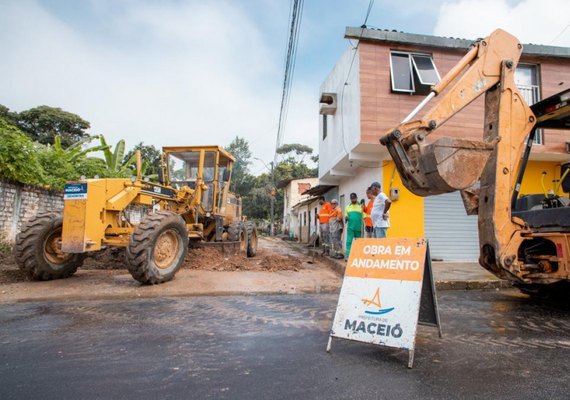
left=123, top=142, right=162, bottom=177
left=0, top=119, right=44, bottom=185
left=237, top=140, right=317, bottom=224
left=225, top=136, right=253, bottom=196
left=0, top=104, right=91, bottom=148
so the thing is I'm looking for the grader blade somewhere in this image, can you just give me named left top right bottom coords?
left=383, top=134, right=493, bottom=197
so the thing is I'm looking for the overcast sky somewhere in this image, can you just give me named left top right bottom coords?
left=1, top=0, right=569, bottom=175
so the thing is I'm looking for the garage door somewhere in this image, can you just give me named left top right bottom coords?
left=424, top=192, right=479, bottom=261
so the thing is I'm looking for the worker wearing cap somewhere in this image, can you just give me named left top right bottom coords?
left=370, top=181, right=392, bottom=238
left=318, top=196, right=332, bottom=255
left=363, top=187, right=376, bottom=238
left=328, top=199, right=344, bottom=259
left=344, top=193, right=365, bottom=258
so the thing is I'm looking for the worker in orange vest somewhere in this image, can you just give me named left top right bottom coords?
left=363, top=187, right=376, bottom=238
left=318, top=196, right=333, bottom=255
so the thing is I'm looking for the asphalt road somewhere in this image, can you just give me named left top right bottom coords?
left=1, top=290, right=569, bottom=400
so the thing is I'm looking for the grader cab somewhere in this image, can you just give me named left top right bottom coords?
left=15, top=145, right=257, bottom=285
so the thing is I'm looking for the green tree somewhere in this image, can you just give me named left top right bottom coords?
left=17, top=105, right=91, bottom=147
left=0, top=118, right=44, bottom=185
left=276, top=143, right=313, bottom=164
left=0, top=105, right=19, bottom=126
left=123, top=142, right=162, bottom=177
left=225, top=136, right=254, bottom=196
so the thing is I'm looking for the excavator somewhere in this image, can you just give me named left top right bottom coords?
left=380, top=29, right=570, bottom=296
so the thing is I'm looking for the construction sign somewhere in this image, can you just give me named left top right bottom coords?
left=326, top=238, right=441, bottom=368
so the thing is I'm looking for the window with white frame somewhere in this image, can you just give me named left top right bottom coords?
left=515, top=64, right=543, bottom=144
left=390, top=52, right=440, bottom=95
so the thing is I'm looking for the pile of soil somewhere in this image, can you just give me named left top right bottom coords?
left=0, top=240, right=305, bottom=285
left=0, top=252, right=28, bottom=284
left=184, top=247, right=302, bottom=272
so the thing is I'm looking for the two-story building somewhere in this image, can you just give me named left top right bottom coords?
left=318, top=27, right=570, bottom=261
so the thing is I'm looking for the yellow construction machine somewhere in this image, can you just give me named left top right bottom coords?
left=15, top=145, right=258, bottom=284
left=380, top=29, right=570, bottom=296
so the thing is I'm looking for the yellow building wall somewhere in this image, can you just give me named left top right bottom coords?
left=382, top=161, right=424, bottom=238
left=519, top=160, right=563, bottom=196
left=379, top=160, right=563, bottom=239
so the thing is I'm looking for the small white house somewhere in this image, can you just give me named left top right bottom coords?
left=281, top=177, right=318, bottom=238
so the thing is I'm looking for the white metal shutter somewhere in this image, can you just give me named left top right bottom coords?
left=424, top=192, right=479, bottom=261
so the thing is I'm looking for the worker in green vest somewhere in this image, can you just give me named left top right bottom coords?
left=344, top=192, right=365, bottom=259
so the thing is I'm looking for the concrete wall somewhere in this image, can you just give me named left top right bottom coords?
left=318, top=46, right=361, bottom=179
left=0, top=180, right=63, bottom=243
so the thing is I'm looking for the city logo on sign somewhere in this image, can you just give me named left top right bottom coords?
left=361, top=288, right=394, bottom=315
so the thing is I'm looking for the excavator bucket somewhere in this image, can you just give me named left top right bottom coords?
left=384, top=135, right=494, bottom=197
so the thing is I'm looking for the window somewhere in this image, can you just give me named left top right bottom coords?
left=390, top=52, right=440, bottom=95
left=322, top=114, right=327, bottom=140
left=515, top=64, right=543, bottom=144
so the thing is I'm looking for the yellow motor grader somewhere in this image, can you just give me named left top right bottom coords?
left=15, top=145, right=258, bottom=284
left=380, top=29, right=570, bottom=296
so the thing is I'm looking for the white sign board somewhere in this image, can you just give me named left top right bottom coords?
left=327, top=237, right=439, bottom=368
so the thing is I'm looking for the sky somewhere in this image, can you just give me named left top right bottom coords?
left=1, top=0, right=569, bottom=175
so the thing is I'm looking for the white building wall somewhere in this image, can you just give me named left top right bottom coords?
left=337, top=166, right=383, bottom=205
left=319, top=46, right=361, bottom=180
left=282, top=178, right=318, bottom=234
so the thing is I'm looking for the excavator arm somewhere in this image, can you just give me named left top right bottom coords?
left=380, top=29, right=538, bottom=281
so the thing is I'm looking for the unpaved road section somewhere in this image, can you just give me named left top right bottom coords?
left=0, top=237, right=341, bottom=303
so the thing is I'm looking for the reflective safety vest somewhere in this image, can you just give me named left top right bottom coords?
left=345, top=203, right=366, bottom=231
left=364, top=199, right=374, bottom=227
left=319, top=202, right=333, bottom=224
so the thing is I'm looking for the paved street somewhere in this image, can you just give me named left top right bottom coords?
left=1, top=290, right=569, bottom=399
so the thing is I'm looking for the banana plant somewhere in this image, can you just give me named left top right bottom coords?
left=52, top=134, right=108, bottom=161
left=99, top=135, right=137, bottom=175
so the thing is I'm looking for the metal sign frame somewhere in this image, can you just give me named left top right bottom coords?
left=326, top=239, right=442, bottom=368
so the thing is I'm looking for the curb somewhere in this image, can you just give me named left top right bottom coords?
left=282, top=241, right=514, bottom=292
left=2, top=285, right=342, bottom=304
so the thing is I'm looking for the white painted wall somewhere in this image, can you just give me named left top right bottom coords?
left=319, top=46, right=361, bottom=179
left=337, top=166, right=383, bottom=204
left=282, top=178, right=318, bottom=234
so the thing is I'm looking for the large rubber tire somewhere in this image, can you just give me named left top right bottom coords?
left=126, top=211, right=188, bottom=285
left=245, top=222, right=257, bottom=258
left=14, top=212, right=86, bottom=280
left=227, top=222, right=246, bottom=253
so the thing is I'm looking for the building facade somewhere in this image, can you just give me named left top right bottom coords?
left=281, top=177, right=318, bottom=239
left=318, top=27, right=570, bottom=261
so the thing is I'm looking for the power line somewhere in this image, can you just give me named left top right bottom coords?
left=550, top=23, right=570, bottom=44
left=274, top=0, right=304, bottom=163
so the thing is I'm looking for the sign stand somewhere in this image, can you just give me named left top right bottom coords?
left=326, top=238, right=442, bottom=369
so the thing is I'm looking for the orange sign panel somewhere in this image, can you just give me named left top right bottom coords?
left=344, top=238, right=427, bottom=282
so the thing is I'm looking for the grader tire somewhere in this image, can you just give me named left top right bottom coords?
left=14, top=212, right=85, bottom=280
left=126, top=211, right=188, bottom=285
left=245, top=222, right=257, bottom=258
left=227, top=222, right=247, bottom=253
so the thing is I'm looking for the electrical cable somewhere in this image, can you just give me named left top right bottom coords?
left=274, top=0, right=305, bottom=164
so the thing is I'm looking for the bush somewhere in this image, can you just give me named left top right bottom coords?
left=0, top=119, right=44, bottom=185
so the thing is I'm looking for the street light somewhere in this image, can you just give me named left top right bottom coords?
left=254, top=157, right=276, bottom=236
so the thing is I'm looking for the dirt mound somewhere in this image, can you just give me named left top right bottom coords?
left=83, top=248, right=126, bottom=270
left=183, top=247, right=302, bottom=272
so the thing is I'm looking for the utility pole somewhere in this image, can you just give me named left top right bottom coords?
left=270, top=161, right=275, bottom=236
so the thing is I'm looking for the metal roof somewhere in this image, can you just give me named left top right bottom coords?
left=302, top=184, right=336, bottom=197
left=345, top=27, right=570, bottom=59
